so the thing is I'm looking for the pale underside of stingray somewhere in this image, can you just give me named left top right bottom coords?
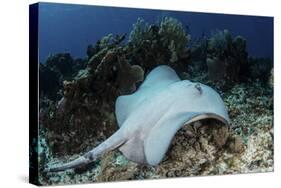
left=46, top=65, right=230, bottom=172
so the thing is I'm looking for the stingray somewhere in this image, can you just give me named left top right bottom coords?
left=46, top=65, right=230, bottom=172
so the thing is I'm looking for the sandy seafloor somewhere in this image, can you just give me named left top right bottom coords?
left=38, top=72, right=273, bottom=185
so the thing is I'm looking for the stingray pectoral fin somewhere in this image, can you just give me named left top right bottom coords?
left=115, top=65, right=180, bottom=127
left=139, top=65, right=180, bottom=89
left=119, top=135, right=146, bottom=164
left=144, top=112, right=229, bottom=166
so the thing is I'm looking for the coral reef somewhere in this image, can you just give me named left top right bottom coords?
left=38, top=17, right=273, bottom=185
left=40, top=17, right=191, bottom=158
left=45, top=53, right=86, bottom=80
left=269, top=68, right=273, bottom=88
left=38, top=74, right=273, bottom=185
left=128, top=17, right=190, bottom=73
left=39, top=53, right=87, bottom=100
left=247, top=57, right=273, bottom=82
left=41, top=36, right=147, bottom=158
left=158, top=17, right=190, bottom=63
left=189, top=36, right=208, bottom=72
left=39, top=63, right=61, bottom=100
left=188, top=29, right=273, bottom=91
left=206, top=30, right=248, bottom=85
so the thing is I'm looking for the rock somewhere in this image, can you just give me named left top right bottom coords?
left=212, top=125, right=230, bottom=148
left=116, top=62, right=144, bottom=94
left=96, top=151, right=138, bottom=182
left=228, top=136, right=244, bottom=153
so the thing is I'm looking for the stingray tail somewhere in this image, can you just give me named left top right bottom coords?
left=45, top=130, right=126, bottom=172
left=46, top=156, right=90, bottom=172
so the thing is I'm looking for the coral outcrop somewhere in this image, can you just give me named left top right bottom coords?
left=206, top=30, right=248, bottom=85
left=39, top=53, right=87, bottom=100
left=128, top=17, right=190, bottom=73
left=187, top=29, right=273, bottom=91
left=247, top=57, right=273, bottom=82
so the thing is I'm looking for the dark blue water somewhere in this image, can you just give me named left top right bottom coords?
left=38, top=3, right=273, bottom=63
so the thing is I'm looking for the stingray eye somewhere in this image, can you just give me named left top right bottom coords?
left=194, top=83, right=202, bottom=94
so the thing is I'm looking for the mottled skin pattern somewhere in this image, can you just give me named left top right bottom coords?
left=46, top=65, right=229, bottom=172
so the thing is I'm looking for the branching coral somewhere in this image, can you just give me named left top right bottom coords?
left=128, top=18, right=152, bottom=47
left=158, top=17, right=190, bottom=63
left=207, top=30, right=231, bottom=58
left=206, top=30, right=248, bottom=87
left=87, top=33, right=126, bottom=59
left=128, top=17, right=190, bottom=71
